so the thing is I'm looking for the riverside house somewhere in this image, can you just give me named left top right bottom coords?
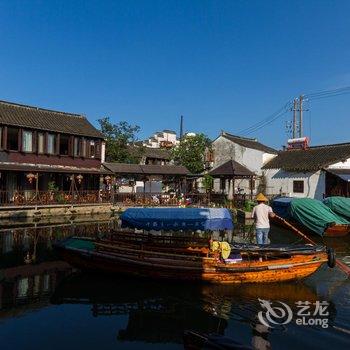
left=263, top=141, right=350, bottom=199
left=0, top=100, right=107, bottom=206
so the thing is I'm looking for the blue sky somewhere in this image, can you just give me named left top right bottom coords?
left=0, top=0, right=349, bottom=148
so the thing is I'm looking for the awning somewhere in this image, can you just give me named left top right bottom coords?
left=121, top=208, right=234, bottom=231
left=327, top=169, right=350, bottom=182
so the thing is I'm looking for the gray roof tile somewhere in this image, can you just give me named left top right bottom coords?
left=0, top=100, right=103, bottom=138
left=263, top=142, right=350, bottom=171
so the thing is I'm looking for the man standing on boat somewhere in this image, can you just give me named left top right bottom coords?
left=251, top=193, right=275, bottom=245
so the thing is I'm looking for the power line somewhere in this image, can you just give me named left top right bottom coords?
left=243, top=109, right=290, bottom=135
left=237, top=85, right=350, bottom=137
left=238, top=101, right=292, bottom=135
left=305, top=86, right=350, bottom=100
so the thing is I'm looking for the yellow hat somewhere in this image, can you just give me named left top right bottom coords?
left=256, top=193, right=268, bottom=202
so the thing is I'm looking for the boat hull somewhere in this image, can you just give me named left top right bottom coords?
left=57, top=244, right=327, bottom=284
left=271, top=216, right=350, bottom=237
left=324, top=224, right=350, bottom=237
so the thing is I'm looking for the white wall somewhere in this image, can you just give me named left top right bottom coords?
left=328, top=157, right=350, bottom=169
left=212, top=136, right=275, bottom=175
left=264, top=169, right=326, bottom=200
left=118, top=181, right=162, bottom=193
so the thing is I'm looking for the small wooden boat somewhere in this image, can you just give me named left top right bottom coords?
left=55, top=232, right=332, bottom=284
left=271, top=214, right=350, bottom=238
left=323, top=196, right=350, bottom=220
left=272, top=197, right=350, bottom=237
left=55, top=208, right=335, bottom=284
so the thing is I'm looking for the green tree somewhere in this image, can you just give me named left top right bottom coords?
left=202, top=174, right=214, bottom=193
left=98, top=117, right=142, bottom=163
left=171, top=133, right=211, bottom=174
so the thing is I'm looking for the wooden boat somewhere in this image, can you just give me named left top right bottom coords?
left=272, top=197, right=350, bottom=237
left=55, top=208, right=335, bottom=283
left=55, top=231, right=332, bottom=284
left=271, top=214, right=350, bottom=238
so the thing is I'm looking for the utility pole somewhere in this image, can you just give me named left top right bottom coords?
left=292, top=99, right=297, bottom=138
left=299, top=95, right=303, bottom=138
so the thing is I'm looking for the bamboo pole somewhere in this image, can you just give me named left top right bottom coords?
left=274, top=215, right=315, bottom=245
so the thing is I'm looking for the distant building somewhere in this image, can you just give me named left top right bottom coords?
left=207, top=131, right=277, bottom=198
left=127, top=145, right=172, bottom=165
left=263, top=142, right=350, bottom=199
left=143, top=130, right=179, bottom=149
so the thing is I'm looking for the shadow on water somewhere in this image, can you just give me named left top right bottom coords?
left=0, top=214, right=349, bottom=350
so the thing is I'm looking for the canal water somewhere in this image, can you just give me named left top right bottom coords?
left=0, top=214, right=349, bottom=349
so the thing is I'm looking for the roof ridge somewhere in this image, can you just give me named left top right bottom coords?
left=308, top=141, right=350, bottom=149
left=0, top=99, right=85, bottom=119
left=222, top=131, right=257, bottom=142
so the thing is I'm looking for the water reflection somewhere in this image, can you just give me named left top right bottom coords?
left=0, top=215, right=349, bottom=350
left=49, top=272, right=340, bottom=349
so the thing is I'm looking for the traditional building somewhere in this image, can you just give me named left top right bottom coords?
left=262, top=142, right=350, bottom=199
left=208, top=131, right=277, bottom=197
left=0, top=100, right=106, bottom=205
left=127, top=145, right=172, bottom=165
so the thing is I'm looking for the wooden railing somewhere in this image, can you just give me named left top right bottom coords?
left=112, top=193, right=209, bottom=207
left=0, top=189, right=254, bottom=208
left=0, top=190, right=111, bottom=206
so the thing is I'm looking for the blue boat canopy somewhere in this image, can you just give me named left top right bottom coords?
left=121, top=208, right=234, bottom=231
left=272, top=197, right=294, bottom=219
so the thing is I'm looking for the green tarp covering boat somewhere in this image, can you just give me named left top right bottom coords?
left=323, top=196, right=350, bottom=220
left=289, top=198, right=350, bottom=236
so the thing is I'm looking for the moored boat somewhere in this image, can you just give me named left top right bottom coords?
left=55, top=208, right=334, bottom=284
left=272, top=197, right=350, bottom=237
left=55, top=235, right=331, bottom=284
left=323, top=196, right=350, bottom=220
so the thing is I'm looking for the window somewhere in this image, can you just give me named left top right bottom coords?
left=89, top=140, right=95, bottom=158
left=7, top=127, right=19, bottom=151
left=95, top=141, right=101, bottom=159
left=47, top=134, right=55, bottom=154
left=37, top=133, right=44, bottom=154
left=74, top=137, right=80, bottom=156
left=0, top=127, right=2, bottom=149
left=22, top=131, right=33, bottom=152
left=59, top=134, right=69, bottom=155
left=293, top=180, right=304, bottom=193
left=81, top=139, right=86, bottom=157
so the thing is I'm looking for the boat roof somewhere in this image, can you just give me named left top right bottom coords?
left=273, top=197, right=294, bottom=205
left=121, top=208, right=234, bottom=231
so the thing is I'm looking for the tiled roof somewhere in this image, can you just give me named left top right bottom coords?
left=209, top=159, right=255, bottom=177
left=221, top=131, right=277, bottom=154
left=103, top=162, right=189, bottom=175
left=128, top=146, right=171, bottom=160
left=263, top=142, right=350, bottom=171
left=0, top=100, right=103, bottom=138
